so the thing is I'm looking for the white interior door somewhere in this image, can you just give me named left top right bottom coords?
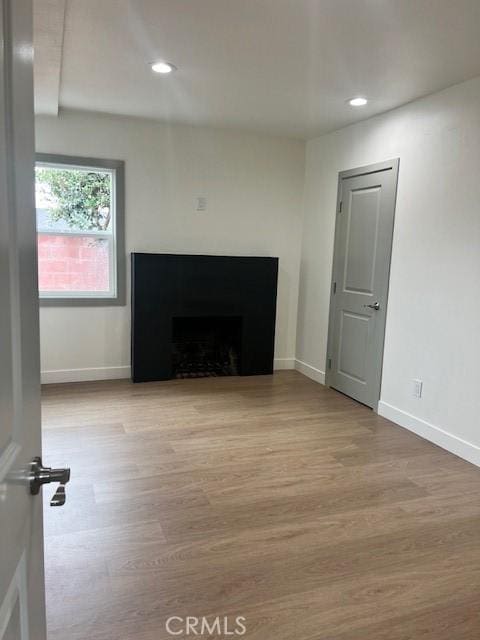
left=326, top=159, right=399, bottom=409
left=0, top=1, right=47, bottom=638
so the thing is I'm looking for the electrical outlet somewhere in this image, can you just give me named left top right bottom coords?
left=413, top=379, right=423, bottom=398
left=196, top=196, right=207, bottom=212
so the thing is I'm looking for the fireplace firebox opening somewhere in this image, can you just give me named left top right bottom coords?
left=172, top=316, right=242, bottom=379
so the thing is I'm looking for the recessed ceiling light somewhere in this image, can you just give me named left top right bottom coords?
left=151, top=61, right=176, bottom=74
left=348, top=97, right=368, bottom=107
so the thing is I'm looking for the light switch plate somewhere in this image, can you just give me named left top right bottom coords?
left=196, top=197, right=207, bottom=212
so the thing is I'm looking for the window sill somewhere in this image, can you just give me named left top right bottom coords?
left=39, top=295, right=126, bottom=307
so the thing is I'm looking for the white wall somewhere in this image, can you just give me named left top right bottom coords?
left=297, top=76, right=480, bottom=464
left=36, top=110, right=305, bottom=381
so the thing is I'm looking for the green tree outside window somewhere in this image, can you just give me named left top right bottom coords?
left=35, top=168, right=111, bottom=231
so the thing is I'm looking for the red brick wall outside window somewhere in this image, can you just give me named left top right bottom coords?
left=37, top=234, right=110, bottom=293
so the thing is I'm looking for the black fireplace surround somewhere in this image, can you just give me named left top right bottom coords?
left=131, top=253, right=279, bottom=382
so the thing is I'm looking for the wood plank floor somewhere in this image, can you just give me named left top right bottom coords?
left=41, top=371, right=480, bottom=640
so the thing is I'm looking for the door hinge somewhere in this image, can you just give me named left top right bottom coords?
left=338, top=201, right=342, bottom=213
left=328, top=358, right=332, bottom=370
left=333, top=282, right=337, bottom=294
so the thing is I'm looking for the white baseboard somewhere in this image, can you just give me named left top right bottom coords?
left=42, top=360, right=294, bottom=383
left=294, top=359, right=325, bottom=385
left=378, top=401, right=480, bottom=468
left=41, top=366, right=131, bottom=385
left=273, top=358, right=296, bottom=371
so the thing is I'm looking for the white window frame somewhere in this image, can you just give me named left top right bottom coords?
left=35, top=154, right=125, bottom=306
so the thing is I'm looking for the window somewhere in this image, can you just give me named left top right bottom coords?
left=35, top=154, right=125, bottom=305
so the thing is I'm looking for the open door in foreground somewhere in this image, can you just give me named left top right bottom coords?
left=0, top=2, right=69, bottom=638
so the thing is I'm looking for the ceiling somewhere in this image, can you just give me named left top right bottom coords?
left=34, top=0, right=480, bottom=139
left=34, top=0, right=66, bottom=115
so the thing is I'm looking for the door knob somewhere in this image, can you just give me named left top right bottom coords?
left=29, top=457, right=70, bottom=507
left=363, top=301, right=380, bottom=310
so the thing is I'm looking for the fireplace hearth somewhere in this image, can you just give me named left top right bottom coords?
left=131, top=253, right=278, bottom=382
